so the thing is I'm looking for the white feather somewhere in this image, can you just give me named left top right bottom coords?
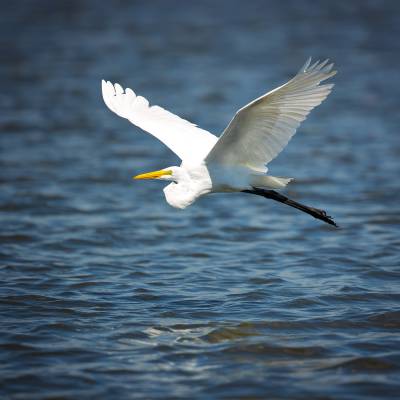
left=206, top=59, right=336, bottom=172
left=101, top=80, right=218, bottom=163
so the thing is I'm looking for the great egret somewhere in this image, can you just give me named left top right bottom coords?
left=102, top=58, right=337, bottom=227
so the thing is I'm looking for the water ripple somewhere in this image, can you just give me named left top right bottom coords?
left=1, top=0, right=400, bottom=399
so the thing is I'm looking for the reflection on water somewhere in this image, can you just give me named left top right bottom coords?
left=1, top=0, right=400, bottom=398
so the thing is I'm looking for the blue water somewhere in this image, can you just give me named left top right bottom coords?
left=1, top=0, right=400, bottom=398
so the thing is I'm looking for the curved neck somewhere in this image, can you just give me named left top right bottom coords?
left=163, top=164, right=212, bottom=209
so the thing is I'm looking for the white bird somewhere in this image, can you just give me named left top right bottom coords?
left=102, top=58, right=337, bottom=227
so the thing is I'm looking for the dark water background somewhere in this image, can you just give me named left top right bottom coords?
left=1, top=0, right=400, bottom=398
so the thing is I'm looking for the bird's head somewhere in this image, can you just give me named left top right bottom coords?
left=133, top=166, right=182, bottom=183
left=133, top=165, right=209, bottom=209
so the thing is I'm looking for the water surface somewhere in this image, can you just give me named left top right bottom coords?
left=1, top=1, right=400, bottom=398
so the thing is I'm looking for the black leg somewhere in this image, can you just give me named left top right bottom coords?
left=242, top=188, right=338, bottom=227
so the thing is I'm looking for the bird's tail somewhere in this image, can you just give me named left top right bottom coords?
left=251, top=175, right=293, bottom=189
left=243, top=187, right=338, bottom=227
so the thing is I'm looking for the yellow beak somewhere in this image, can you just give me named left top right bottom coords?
left=133, top=169, right=172, bottom=180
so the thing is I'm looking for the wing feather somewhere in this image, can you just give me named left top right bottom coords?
left=102, top=81, right=218, bottom=162
left=206, top=59, right=336, bottom=171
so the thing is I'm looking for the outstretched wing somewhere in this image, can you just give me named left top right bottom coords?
left=206, top=59, right=336, bottom=172
left=102, top=81, right=218, bottom=163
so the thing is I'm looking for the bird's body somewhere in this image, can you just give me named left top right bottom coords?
left=102, top=58, right=338, bottom=226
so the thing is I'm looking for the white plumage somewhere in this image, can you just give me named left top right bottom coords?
left=101, top=81, right=218, bottom=163
left=102, top=58, right=338, bottom=226
left=206, top=58, right=335, bottom=171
